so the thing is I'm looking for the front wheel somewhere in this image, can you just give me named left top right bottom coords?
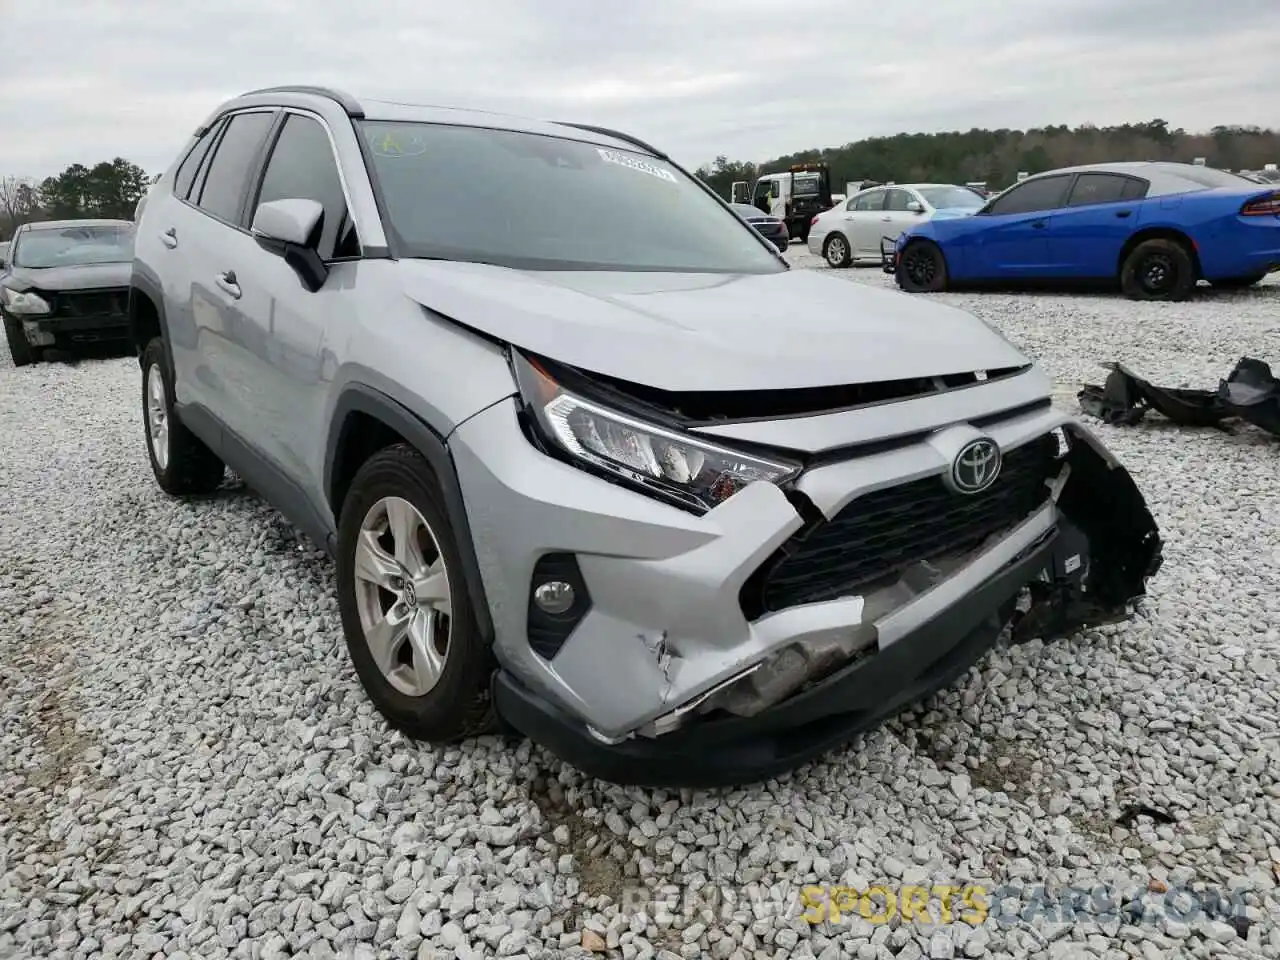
left=1120, top=239, right=1195, bottom=301
left=896, top=240, right=948, bottom=292
left=823, top=233, right=852, bottom=269
left=335, top=444, right=495, bottom=742
left=3, top=313, right=37, bottom=366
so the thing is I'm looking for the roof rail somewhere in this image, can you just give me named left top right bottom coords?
left=238, top=85, right=365, bottom=118
left=556, top=122, right=667, bottom=159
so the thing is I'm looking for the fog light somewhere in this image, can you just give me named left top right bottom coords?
left=533, top=580, right=575, bottom=615
left=527, top=554, right=591, bottom=660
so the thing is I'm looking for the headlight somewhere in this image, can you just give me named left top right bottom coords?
left=1, top=287, right=51, bottom=316
left=513, top=353, right=801, bottom=514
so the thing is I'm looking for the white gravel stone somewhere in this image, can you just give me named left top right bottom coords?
left=1, top=254, right=1277, bottom=960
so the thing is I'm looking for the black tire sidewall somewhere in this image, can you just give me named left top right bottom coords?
left=3, top=312, right=35, bottom=366
left=1122, top=239, right=1195, bottom=301
left=141, top=339, right=178, bottom=485
left=141, top=337, right=224, bottom=495
left=897, top=241, right=946, bottom=292
left=335, top=445, right=492, bottom=742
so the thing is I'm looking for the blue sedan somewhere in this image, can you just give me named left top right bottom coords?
left=886, top=162, right=1280, bottom=301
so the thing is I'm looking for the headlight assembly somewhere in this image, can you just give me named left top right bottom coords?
left=513, top=353, right=800, bottom=514
left=1, top=286, right=51, bottom=316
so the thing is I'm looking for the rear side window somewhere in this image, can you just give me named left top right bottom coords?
left=1067, top=173, right=1147, bottom=207
left=195, top=111, right=275, bottom=224
left=986, top=175, right=1072, bottom=215
left=253, top=114, right=357, bottom=259
left=174, top=121, right=223, bottom=201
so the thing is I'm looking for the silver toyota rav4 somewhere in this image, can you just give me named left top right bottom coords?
left=130, top=86, right=1163, bottom=786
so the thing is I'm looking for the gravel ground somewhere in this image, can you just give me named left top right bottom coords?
left=2, top=255, right=1279, bottom=960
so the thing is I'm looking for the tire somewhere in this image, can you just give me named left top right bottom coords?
left=141, top=337, right=226, bottom=496
left=896, top=240, right=948, bottom=293
left=335, top=443, right=495, bottom=742
left=3, top=313, right=37, bottom=367
left=823, top=233, right=852, bottom=269
left=1209, top=274, right=1266, bottom=290
left=1120, top=238, right=1196, bottom=301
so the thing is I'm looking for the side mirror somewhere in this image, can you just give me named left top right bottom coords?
left=906, top=200, right=925, bottom=214
left=251, top=199, right=328, bottom=292
left=252, top=198, right=323, bottom=247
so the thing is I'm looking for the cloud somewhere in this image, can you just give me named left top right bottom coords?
left=1, top=0, right=1276, bottom=179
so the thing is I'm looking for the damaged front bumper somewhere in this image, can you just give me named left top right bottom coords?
left=451, top=398, right=1162, bottom=788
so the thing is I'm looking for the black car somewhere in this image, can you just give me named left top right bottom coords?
left=1, top=219, right=135, bottom=366
left=730, top=202, right=789, bottom=252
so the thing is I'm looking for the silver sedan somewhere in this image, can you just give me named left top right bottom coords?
left=807, top=183, right=985, bottom=268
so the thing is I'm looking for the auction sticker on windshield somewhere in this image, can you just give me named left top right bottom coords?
left=597, top=148, right=677, bottom=183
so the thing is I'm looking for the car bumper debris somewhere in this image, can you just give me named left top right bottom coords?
left=1078, top=358, right=1280, bottom=439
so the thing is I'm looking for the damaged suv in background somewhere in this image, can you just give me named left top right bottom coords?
left=130, top=86, right=1163, bottom=787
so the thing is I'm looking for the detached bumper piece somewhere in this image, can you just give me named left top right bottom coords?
left=881, top=236, right=898, bottom=274
left=1078, top=358, right=1280, bottom=439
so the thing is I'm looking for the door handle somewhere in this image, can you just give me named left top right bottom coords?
left=881, top=216, right=892, bottom=222
left=215, top=271, right=241, bottom=300
left=160, top=228, right=178, bottom=249
left=1031, top=220, right=1047, bottom=229
left=1115, top=210, right=1133, bottom=218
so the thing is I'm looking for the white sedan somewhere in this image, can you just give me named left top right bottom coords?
left=807, top=183, right=985, bottom=268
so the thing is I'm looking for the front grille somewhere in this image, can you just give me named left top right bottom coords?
left=745, top=434, right=1061, bottom=616
left=52, top=288, right=128, bottom=319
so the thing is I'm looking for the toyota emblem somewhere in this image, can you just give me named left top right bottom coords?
left=950, top=438, right=1002, bottom=494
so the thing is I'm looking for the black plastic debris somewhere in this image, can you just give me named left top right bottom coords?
left=1116, top=803, right=1176, bottom=828
left=1078, top=357, right=1280, bottom=438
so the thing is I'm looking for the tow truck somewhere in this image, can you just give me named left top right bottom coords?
left=730, top=163, right=834, bottom=244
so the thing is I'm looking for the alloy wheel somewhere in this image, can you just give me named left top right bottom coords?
left=352, top=496, right=453, bottom=697
left=145, top=362, right=169, bottom=471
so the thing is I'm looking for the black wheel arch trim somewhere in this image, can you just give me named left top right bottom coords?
left=128, top=267, right=174, bottom=371
left=324, top=383, right=496, bottom=646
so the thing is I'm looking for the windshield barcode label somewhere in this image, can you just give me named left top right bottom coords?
left=597, top=149, right=677, bottom=183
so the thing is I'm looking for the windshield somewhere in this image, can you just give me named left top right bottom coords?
left=917, top=186, right=986, bottom=210
left=13, top=224, right=135, bottom=268
left=359, top=121, right=784, bottom=273
left=792, top=172, right=821, bottom=197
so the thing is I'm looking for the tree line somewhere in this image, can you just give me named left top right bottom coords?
left=694, top=119, right=1280, bottom=199
left=1, top=159, right=154, bottom=241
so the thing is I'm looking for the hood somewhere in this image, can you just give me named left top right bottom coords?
left=5, top=261, right=132, bottom=292
left=398, top=261, right=1029, bottom=391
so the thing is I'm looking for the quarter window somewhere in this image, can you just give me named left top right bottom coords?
left=174, top=121, right=223, bottom=201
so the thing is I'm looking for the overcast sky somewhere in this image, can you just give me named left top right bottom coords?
left=2, top=0, right=1277, bottom=180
